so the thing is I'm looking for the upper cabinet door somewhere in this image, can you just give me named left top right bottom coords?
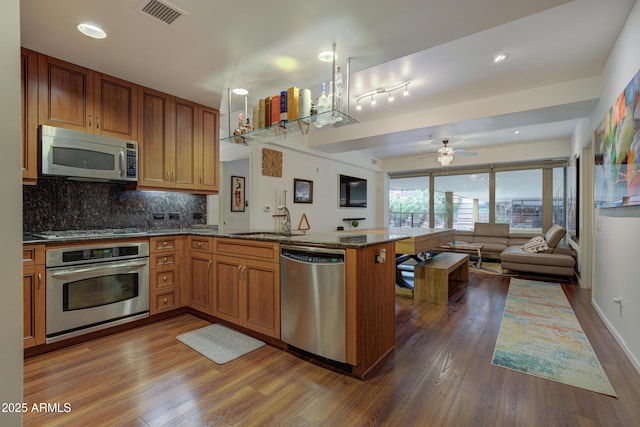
left=21, top=48, right=38, bottom=184
left=172, top=98, right=198, bottom=190
left=38, top=55, right=138, bottom=140
left=137, top=86, right=173, bottom=189
left=94, top=73, right=138, bottom=140
left=38, top=55, right=93, bottom=132
left=198, top=106, right=220, bottom=193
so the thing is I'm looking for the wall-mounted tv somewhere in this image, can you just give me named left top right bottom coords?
left=339, top=174, right=367, bottom=208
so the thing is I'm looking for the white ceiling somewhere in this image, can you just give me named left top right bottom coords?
left=20, top=0, right=636, bottom=162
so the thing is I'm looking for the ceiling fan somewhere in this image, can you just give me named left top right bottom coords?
left=419, top=139, right=477, bottom=166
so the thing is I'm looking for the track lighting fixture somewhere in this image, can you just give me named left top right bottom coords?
left=354, top=81, right=410, bottom=111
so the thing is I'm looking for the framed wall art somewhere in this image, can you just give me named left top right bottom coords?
left=594, top=67, right=640, bottom=207
left=231, top=176, right=245, bottom=212
left=294, top=178, right=313, bottom=203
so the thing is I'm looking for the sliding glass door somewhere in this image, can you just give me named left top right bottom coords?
left=495, top=169, right=542, bottom=232
left=389, top=176, right=429, bottom=228
left=433, top=173, right=489, bottom=231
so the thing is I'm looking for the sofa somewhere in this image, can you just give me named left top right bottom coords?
left=446, top=222, right=576, bottom=277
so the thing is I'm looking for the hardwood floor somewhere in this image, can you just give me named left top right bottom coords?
left=23, top=273, right=640, bottom=426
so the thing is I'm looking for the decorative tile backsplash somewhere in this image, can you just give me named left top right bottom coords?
left=23, top=178, right=207, bottom=232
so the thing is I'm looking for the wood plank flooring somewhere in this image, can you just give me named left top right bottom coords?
left=23, top=273, right=640, bottom=426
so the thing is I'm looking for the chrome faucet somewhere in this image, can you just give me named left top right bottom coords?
left=278, top=205, right=291, bottom=235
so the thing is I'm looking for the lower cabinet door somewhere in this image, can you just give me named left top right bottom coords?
left=23, top=264, right=45, bottom=348
left=189, top=251, right=214, bottom=314
left=213, top=256, right=241, bottom=324
left=245, top=260, right=280, bottom=338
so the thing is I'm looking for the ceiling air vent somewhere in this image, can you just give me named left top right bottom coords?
left=138, top=0, right=186, bottom=25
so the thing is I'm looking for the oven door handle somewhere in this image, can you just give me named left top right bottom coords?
left=49, top=261, right=148, bottom=279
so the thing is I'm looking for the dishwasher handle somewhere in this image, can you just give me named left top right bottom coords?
left=281, top=246, right=345, bottom=264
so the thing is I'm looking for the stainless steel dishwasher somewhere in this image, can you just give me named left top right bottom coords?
left=280, top=245, right=346, bottom=363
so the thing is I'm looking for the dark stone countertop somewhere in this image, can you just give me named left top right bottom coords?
left=23, top=228, right=409, bottom=249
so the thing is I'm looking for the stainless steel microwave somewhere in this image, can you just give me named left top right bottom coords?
left=40, top=125, right=138, bottom=182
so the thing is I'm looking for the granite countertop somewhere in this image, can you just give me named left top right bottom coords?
left=22, top=228, right=410, bottom=249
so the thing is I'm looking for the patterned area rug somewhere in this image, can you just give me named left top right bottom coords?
left=492, top=278, right=616, bottom=396
left=177, top=323, right=265, bottom=364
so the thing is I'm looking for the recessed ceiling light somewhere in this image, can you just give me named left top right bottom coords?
left=513, top=130, right=520, bottom=134
left=232, top=88, right=248, bottom=96
left=77, top=23, right=106, bottom=39
left=318, top=50, right=337, bottom=62
left=494, top=53, right=509, bottom=64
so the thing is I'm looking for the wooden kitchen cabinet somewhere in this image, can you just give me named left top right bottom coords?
left=23, top=245, right=45, bottom=348
left=149, top=236, right=184, bottom=314
left=38, top=54, right=138, bottom=140
left=21, top=48, right=39, bottom=185
left=187, top=236, right=214, bottom=314
left=137, top=86, right=219, bottom=194
left=213, top=238, right=280, bottom=338
left=197, top=106, right=220, bottom=192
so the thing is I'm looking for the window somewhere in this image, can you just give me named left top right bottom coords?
left=495, top=169, right=542, bottom=231
left=553, top=167, right=566, bottom=228
left=388, top=161, right=567, bottom=231
left=389, top=176, right=429, bottom=227
left=433, top=173, right=489, bottom=231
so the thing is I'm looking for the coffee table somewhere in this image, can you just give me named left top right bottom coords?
left=438, top=242, right=484, bottom=268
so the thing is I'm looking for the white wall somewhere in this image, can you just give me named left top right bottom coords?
left=0, top=0, right=25, bottom=425
left=223, top=143, right=381, bottom=233
left=568, top=118, right=593, bottom=287
left=220, top=158, right=251, bottom=231
left=590, top=0, right=640, bottom=373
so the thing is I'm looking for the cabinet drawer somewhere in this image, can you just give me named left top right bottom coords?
left=190, top=237, right=213, bottom=252
left=153, top=253, right=176, bottom=267
left=151, top=237, right=178, bottom=252
left=23, top=245, right=45, bottom=266
left=151, top=268, right=177, bottom=289
left=153, top=288, right=180, bottom=313
left=214, top=238, right=278, bottom=261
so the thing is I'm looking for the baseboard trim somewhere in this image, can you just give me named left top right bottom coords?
left=592, top=299, right=640, bottom=375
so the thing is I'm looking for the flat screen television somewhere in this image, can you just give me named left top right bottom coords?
left=339, top=174, right=367, bottom=208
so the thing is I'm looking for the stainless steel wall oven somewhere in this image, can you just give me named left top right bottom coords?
left=45, top=241, right=150, bottom=343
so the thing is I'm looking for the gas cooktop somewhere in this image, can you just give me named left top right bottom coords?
left=31, top=228, right=146, bottom=240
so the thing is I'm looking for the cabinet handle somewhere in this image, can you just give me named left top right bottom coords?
left=163, top=241, right=168, bottom=247
left=166, top=171, right=170, bottom=182
left=163, top=275, right=168, bottom=281
left=163, top=257, right=168, bottom=263
left=237, top=265, right=242, bottom=279
left=207, top=260, right=212, bottom=273
left=37, top=273, right=42, bottom=289
left=96, top=116, right=100, bottom=129
left=243, top=266, right=247, bottom=280
left=200, top=175, right=203, bottom=184
left=163, top=298, right=168, bottom=304
left=89, top=115, right=92, bottom=127
left=197, top=242, right=202, bottom=248
left=172, top=172, right=175, bottom=182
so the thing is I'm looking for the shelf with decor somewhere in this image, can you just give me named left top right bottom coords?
left=221, top=109, right=357, bottom=145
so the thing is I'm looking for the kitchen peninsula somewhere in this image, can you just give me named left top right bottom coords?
left=23, top=228, right=407, bottom=379
left=344, top=227, right=455, bottom=288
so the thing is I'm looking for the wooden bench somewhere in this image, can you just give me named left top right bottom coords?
left=414, top=252, right=469, bottom=305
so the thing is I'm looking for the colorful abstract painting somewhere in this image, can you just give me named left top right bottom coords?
left=594, top=68, right=640, bottom=207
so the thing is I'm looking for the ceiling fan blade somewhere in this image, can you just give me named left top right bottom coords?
left=456, top=152, right=477, bottom=157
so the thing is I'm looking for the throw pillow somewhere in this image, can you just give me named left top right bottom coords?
left=522, top=236, right=549, bottom=253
